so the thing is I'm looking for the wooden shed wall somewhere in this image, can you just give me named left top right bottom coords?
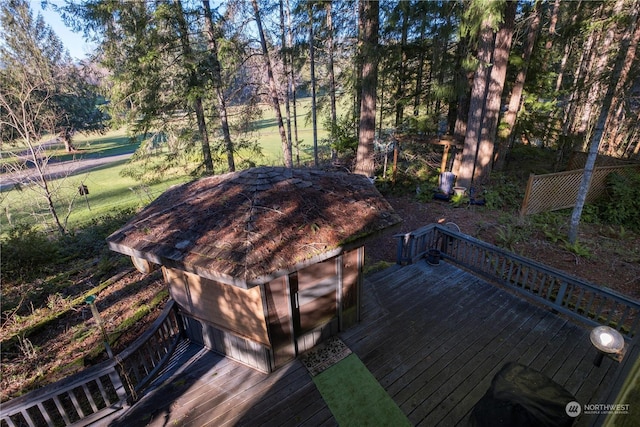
left=341, top=247, right=362, bottom=328
left=181, top=314, right=272, bottom=372
left=263, top=276, right=295, bottom=368
left=164, top=268, right=269, bottom=346
left=163, top=246, right=363, bottom=373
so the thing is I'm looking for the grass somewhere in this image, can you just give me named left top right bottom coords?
left=1, top=158, right=188, bottom=231
left=1, top=99, right=334, bottom=234
left=234, top=101, right=331, bottom=166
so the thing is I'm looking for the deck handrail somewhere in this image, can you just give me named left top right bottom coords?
left=1, top=299, right=183, bottom=427
left=395, top=224, right=640, bottom=340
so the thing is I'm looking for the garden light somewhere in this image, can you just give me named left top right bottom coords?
left=590, top=326, right=625, bottom=367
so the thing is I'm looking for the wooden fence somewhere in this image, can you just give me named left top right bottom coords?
left=395, top=224, right=640, bottom=340
left=567, top=151, right=638, bottom=170
left=520, top=164, right=640, bottom=216
left=0, top=300, right=183, bottom=427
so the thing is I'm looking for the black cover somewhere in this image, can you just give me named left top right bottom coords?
left=470, top=362, right=576, bottom=427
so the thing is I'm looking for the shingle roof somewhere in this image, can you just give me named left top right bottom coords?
left=107, top=167, right=401, bottom=287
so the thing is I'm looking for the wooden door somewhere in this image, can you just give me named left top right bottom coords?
left=293, top=259, right=338, bottom=351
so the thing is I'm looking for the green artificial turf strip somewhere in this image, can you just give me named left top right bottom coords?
left=313, top=354, right=412, bottom=427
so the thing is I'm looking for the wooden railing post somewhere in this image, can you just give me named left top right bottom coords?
left=1, top=300, right=183, bottom=427
left=430, top=224, right=640, bottom=340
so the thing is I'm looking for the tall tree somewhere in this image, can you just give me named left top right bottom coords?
left=286, top=0, right=301, bottom=165
left=278, top=0, right=293, bottom=162
left=308, top=2, right=319, bottom=167
left=473, top=0, right=516, bottom=183
left=203, top=0, right=235, bottom=172
left=604, top=1, right=640, bottom=156
left=456, top=0, right=503, bottom=189
left=64, top=0, right=222, bottom=175
left=393, top=1, right=410, bottom=127
left=568, top=0, right=640, bottom=244
left=494, top=0, right=540, bottom=170
left=325, top=0, right=338, bottom=161
left=53, top=64, right=108, bottom=153
left=251, top=0, right=292, bottom=168
left=354, top=0, right=379, bottom=177
left=172, top=0, right=214, bottom=174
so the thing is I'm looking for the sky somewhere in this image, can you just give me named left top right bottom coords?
left=35, top=0, right=94, bottom=61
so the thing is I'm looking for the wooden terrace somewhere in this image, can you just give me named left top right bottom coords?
left=109, top=261, right=623, bottom=427
left=4, top=224, right=638, bottom=427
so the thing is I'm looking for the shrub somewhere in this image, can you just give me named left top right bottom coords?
left=59, top=208, right=136, bottom=260
left=483, top=173, right=524, bottom=211
left=595, top=172, right=640, bottom=231
left=1, top=224, right=59, bottom=281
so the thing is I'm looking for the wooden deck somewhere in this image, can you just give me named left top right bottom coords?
left=111, top=262, right=620, bottom=427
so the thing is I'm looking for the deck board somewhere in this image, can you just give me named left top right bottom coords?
left=112, top=261, right=622, bottom=426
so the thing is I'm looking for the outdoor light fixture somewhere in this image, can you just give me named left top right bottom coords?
left=590, top=325, right=625, bottom=367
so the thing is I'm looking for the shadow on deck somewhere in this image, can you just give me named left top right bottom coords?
left=111, top=261, right=621, bottom=427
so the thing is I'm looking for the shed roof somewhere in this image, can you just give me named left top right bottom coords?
left=107, top=167, right=401, bottom=287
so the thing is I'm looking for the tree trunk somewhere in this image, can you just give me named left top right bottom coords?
left=541, top=0, right=561, bottom=71
left=193, top=98, right=214, bottom=174
left=61, top=128, right=77, bottom=152
left=473, top=1, right=516, bottom=184
left=603, top=3, right=640, bottom=156
left=355, top=0, right=379, bottom=177
left=326, top=1, right=338, bottom=161
left=451, top=37, right=471, bottom=140
left=575, top=4, right=608, bottom=138
left=285, top=0, right=300, bottom=166
left=562, top=20, right=597, bottom=141
left=568, top=0, right=630, bottom=244
left=203, top=0, right=235, bottom=172
left=394, top=2, right=409, bottom=127
left=28, top=139, right=67, bottom=235
left=175, top=0, right=213, bottom=174
left=456, top=16, right=495, bottom=189
left=414, top=20, right=427, bottom=117
left=279, top=0, right=293, bottom=157
left=251, top=0, right=292, bottom=168
left=354, top=0, right=364, bottom=134
left=309, top=3, right=319, bottom=167
left=494, top=1, right=540, bottom=171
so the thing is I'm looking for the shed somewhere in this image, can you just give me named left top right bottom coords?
left=106, top=167, right=401, bottom=372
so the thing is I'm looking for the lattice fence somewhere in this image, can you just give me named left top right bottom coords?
left=567, top=151, right=638, bottom=170
left=520, top=165, right=640, bottom=216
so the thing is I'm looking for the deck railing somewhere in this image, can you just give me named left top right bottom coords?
left=1, top=300, right=183, bottom=427
left=395, top=224, right=640, bottom=340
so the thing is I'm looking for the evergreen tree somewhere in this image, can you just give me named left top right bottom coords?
left=354, top=0, right=379, bottom=177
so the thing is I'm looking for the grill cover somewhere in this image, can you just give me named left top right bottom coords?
left=470, top=362, right=576, bottom=427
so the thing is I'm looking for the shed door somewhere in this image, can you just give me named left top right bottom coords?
left=293, top=259, right=338, bottom=349
left=295, top=277, right=337, bottom=332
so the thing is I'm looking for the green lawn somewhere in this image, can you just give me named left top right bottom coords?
left=0, top=99, right=335, bottom=234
